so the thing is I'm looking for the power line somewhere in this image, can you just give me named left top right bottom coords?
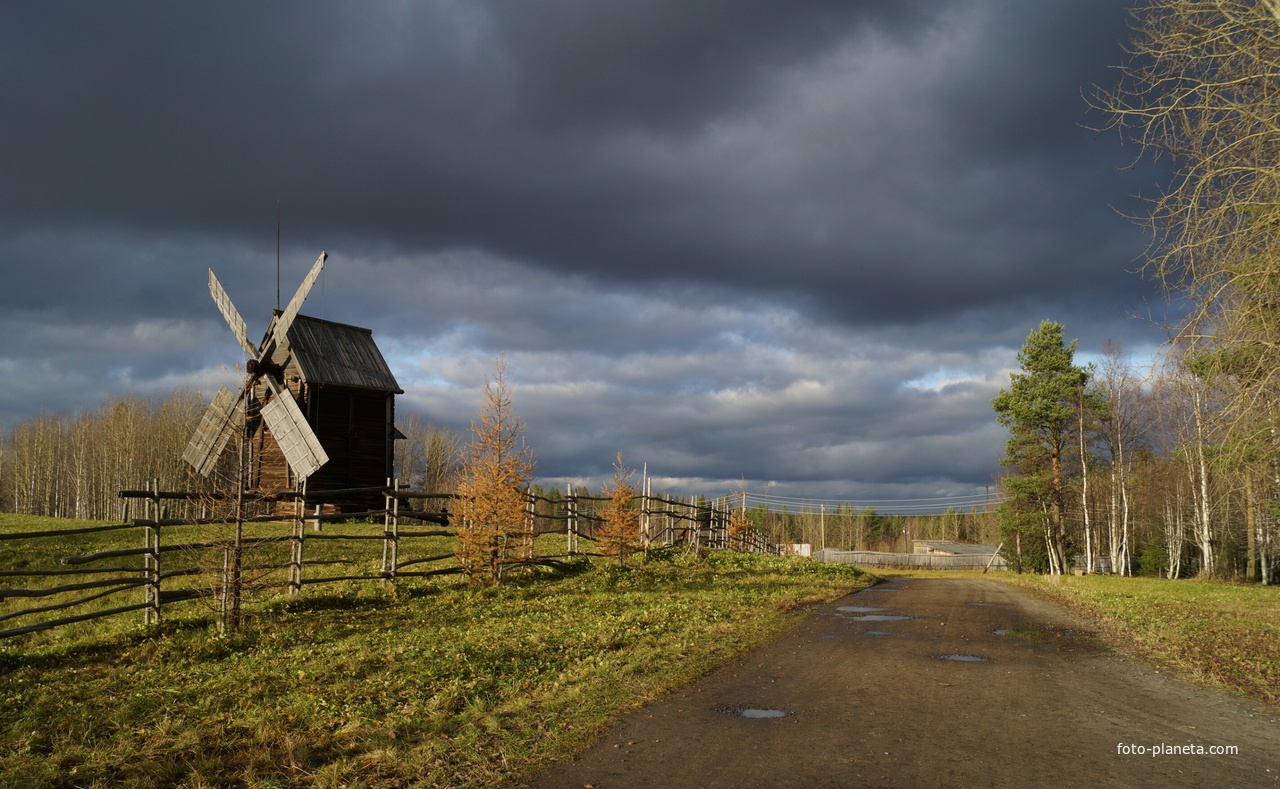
left=741, top=490, right=1004, bottom=515
left=751, top=491, right=995, bottom=505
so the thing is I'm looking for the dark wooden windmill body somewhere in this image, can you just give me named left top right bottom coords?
left=184, top=253, right=403, bottom=512
left=250, top=312, right=402, bottom=499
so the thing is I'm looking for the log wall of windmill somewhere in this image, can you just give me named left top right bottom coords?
left=303, top=385, right=395, bottom=505
left=251, top=419, right=292, bottom=493
left=248, top=378, right=294, bottom=494
left=246, top=382, right=394, bottom=502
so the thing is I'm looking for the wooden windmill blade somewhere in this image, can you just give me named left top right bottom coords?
left=208, top=269, right=257, bottom=357
left=273, top=251, right=326, bottom=350
left=188, top=253, right=333, bottom=482
left=182, top=385, right=241, bottom=477
left=260, top=377, right=329, bottom=481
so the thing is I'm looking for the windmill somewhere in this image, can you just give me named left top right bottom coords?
left=183, top=253, right=331, bottom=486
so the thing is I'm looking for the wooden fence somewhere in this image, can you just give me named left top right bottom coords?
left=816, top=548, right=1007, bottom=571
left=0, top=483, right=774, bottom=640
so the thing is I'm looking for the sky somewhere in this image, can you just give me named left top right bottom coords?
left=0, top=0, right=1169, bottom=512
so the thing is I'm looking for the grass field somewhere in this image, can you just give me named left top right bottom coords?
left=0, top=514, right=871, bottom=787
left=992, top=572, right=1280, bottom=704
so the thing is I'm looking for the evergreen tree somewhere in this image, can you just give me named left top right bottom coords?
left=992, top=321, right=1093, bottom=575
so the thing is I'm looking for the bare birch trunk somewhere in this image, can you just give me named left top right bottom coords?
left=1109, top=465, right=1120, bottom=573
left=1080, top=389, right=1093, bottom=573
left=1192, top=388, right=1215, bottom=575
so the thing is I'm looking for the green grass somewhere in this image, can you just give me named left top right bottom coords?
left=994, top=573, right=1280, bottom=703
left=0, top=514, right=870, bottom=787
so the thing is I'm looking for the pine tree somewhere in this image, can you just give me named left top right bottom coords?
left=992, top=321, right=1094, bottom=575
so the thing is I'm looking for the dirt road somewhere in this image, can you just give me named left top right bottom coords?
left=519, top=577, right=1278, bottom=788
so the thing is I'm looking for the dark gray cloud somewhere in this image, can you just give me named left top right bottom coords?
left=0, top=0, right=1166, bottom=506
left=492, top=0, right=934, bottom=131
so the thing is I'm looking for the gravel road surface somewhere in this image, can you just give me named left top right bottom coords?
left=519, top=577, right=1278, bottom=788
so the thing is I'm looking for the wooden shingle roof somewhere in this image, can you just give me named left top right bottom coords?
left=268, top=313, right=402, bottom=393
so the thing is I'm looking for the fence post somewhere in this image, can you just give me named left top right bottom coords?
left=568, top=495, right=577, bottom=556
left=525, top=494, right=535, bottom=562
left=144, top=478, right=161, bottom=626
left=290, top=481, right=305, bottom=596
left=154, top=489, right=165, bottom=625
left=391, top=478, right=400, bottom=585
left=382, top=478, right=400, bottom=588
left=640, top=473, right=650, bottom=549
left=381, top=477, right=392, bottom=583
left=218, top=546, right=231, bottom=634
left=142, top=484, right=151, bottom=626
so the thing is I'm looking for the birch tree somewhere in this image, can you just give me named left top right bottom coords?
left=394, top=413, right=461, bottom=493
left=1097, top=341, right=1152, bottom=575
left=1155, top=351, right=1224, bottom=576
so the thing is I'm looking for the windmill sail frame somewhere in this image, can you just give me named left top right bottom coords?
left=260, top=378, right=329, bottom=482
left=182, top=385, right=241, bottom=477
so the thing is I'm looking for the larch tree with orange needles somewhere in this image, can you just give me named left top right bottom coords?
left=454, top=357, right=535, bottom=586
left=597, top=452, right=641, bottom=564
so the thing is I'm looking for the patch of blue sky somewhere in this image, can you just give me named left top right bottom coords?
left=901, top=367, right=985, bottom=393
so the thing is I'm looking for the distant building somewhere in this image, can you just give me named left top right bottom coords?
left=913, top=540, right=999, bottom=557
left=778, top=543, right=812, bottom=557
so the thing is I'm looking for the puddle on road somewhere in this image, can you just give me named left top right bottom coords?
left=847, top=614, right=911, bottom=621
left=714, top=704, right=788, bottom=719
left=993, top=627, right=1053, bottom=643
left=863, top=630, right=893, bottom=637
left=939, top=654, right=990, bottom=663
left=967, top=602, right=994, bottom=607
left=837, top=606, right=885, bottom=613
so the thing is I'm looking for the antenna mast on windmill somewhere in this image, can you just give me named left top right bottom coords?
left=276, top=200, right=281, bottom=312
left=183, top=253, right=331, bottom=484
